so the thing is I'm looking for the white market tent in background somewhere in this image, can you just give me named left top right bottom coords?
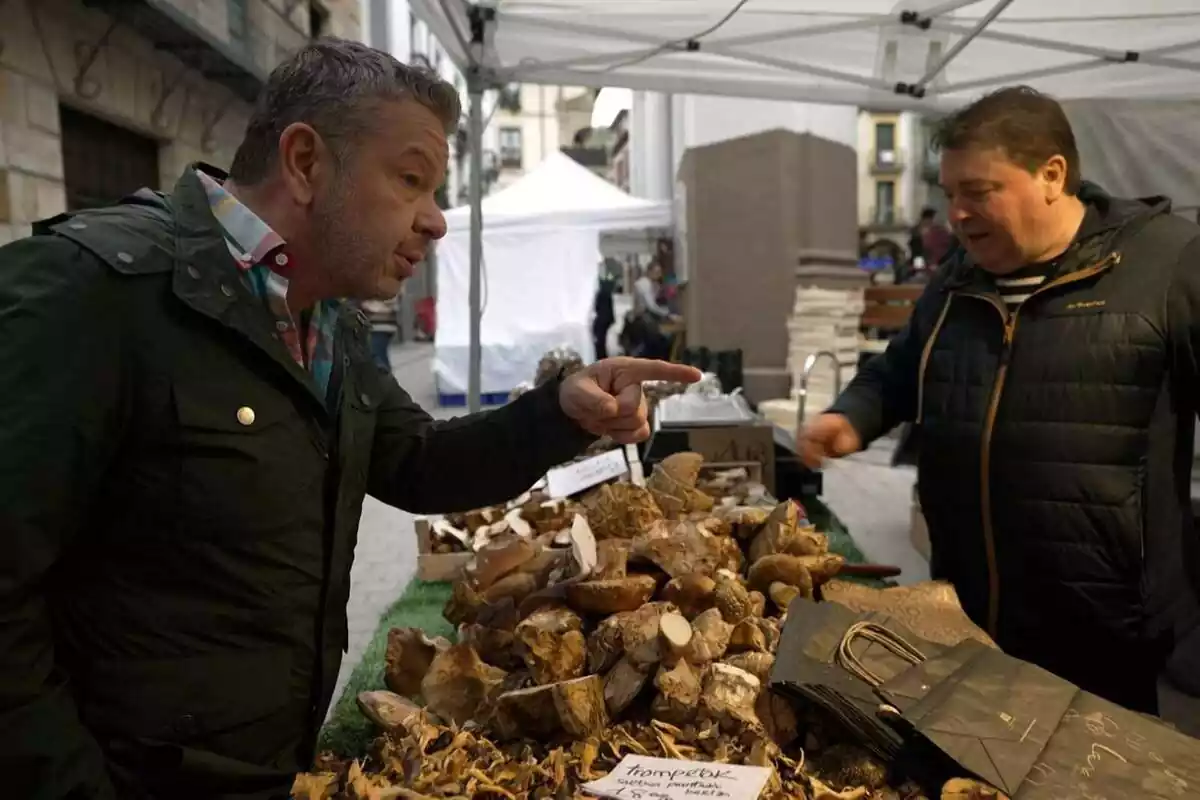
left=410, top=0, right=1200, bottom=410
left=436, top=151, right=671, bottom=400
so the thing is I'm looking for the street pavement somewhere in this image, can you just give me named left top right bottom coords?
left=332, top=342, right=926, bottom=707
left=332, top=342, right=452, bottom=708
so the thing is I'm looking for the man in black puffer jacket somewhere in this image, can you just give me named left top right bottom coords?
left=801, top=86, right=1200, bottom=727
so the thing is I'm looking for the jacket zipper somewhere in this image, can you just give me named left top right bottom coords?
left=915, top=293, right=955, bottom=425
left=962, top=252, right=1121, bottom=637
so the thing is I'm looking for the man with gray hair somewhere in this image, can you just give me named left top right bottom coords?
left=0, top=39, right=698, bottom=799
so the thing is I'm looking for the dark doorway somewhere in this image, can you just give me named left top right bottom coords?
left=60, top=105, right=160, bottom=211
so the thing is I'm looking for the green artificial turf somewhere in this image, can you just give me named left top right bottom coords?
left=317, top=496, right=883, bottom=758
left=318, top=580, right=456, bottom=757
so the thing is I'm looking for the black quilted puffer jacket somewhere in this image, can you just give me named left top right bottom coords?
left=830, top=183, right=1200, bottom=715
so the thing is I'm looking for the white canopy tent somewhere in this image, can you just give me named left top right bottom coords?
left=436, top=151, right=671, bottom=399
left=411, top=0, right=1200, bottom=409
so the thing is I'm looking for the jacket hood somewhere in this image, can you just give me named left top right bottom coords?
left=1077, top=180, right=1171, bottom=236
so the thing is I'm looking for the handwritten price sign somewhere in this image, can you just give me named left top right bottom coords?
left=546, top=449, right=630, bottom=499
left=582, top=755, right=772, bottom=800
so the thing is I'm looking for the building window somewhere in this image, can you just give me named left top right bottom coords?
left=874, top=180, right=896, bottom=225
left=497, top=83, right=522, bottom=113
left=60, top=105, right=161, bottom=211
left=874, top=120, right=899, bottom=170
left=499, top=126, right=523, bottom=169
left=228, top=0, right=248, bottom=44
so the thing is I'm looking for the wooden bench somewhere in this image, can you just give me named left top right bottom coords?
left=860, top=285, right=925, bottom=366
left=861, top=285, right=924, bottom=331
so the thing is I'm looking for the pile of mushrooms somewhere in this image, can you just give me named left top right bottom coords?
left=424, top=486, right=577, bottom=555
left=419, top=453, right=846, bottom=745
left=297, top=453, right=1013, bottom=799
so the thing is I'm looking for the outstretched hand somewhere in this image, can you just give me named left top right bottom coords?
left=560, top=357, right=703, bottom=444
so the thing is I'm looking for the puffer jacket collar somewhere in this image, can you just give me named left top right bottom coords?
left=942, top=181, right=1171, bottom=294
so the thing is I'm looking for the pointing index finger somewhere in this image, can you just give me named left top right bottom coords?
left=609, top=358, right=703, bottom=391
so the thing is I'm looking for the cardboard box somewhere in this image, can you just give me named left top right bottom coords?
left=684, top=424, right=777, bottom=494
left=415, top=516, right=473, bottom=582
left=699, top=461, right=765, bottom=486
left=418, top=551, right=473, bottom=582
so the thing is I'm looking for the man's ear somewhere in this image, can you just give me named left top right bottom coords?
left=277, top=123, right=329, bottom=206
left=1040, top=154, right=1069, bottom=203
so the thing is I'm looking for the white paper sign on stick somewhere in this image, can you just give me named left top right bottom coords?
left=581, top=755, right=773, bottom=800
left=546, top=448, right=629, bottom=499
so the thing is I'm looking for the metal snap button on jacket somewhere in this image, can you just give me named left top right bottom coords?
left=236, top=407, right=255, bottom=426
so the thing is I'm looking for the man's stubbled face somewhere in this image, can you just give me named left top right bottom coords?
left=939, top=145, right=1061, bottom=275
left=310, top=99, right=449, bottom=300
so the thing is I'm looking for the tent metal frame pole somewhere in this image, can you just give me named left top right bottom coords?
left=505, top=16, right=893, bottom=92
left=467, top=74, right=484, bottom=413
left=463, top=3, right=495, bottom=414
left=914, top=0, right=1014, bottom=91
left=501, top=66, right=938, bottom=112
left=916, top=0, right=987, bottom=18
left=934, top=35, right=1200, bottom=95
left=930, top=20, right=1200, bottom=77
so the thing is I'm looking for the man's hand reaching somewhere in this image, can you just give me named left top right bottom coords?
left=560, top=358, right=702, bottom=444
left=798, top=412, right=862, bottom=468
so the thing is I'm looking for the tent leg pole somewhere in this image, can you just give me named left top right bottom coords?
left=915, top=0, right=1014, bottom=90
left=467, top=78, right=484, bottom=413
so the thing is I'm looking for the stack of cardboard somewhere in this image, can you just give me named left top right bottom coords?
left=760, top=285, right=863, bottom=434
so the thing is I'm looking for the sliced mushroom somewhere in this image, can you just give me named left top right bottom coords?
left=565, top=574, right=657, bottom=615
left=356, top=690, right=426, bottom=735
left=383, top=627, right=451, bottom=697
left=491, top=674, right=608, bottom=741
left=420, top=644, right=506, bottom=726
left=504, top=507, right=534, bottom=538
left=699, top=662, right=762, bottom=733
left=603, top=656, right=651, bottom=717
left=651, top=659, right=701, bottom=726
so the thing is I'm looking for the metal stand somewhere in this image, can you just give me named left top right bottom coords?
left=795, top=350, right=843, bottom=431
left=464, top=4, right=495, bottom=413
left=466, top=73, right=484, bottom=412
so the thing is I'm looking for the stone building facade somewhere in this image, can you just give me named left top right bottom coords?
left=0, top=0, right=361, bottom=243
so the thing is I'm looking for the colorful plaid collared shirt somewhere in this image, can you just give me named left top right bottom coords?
left=197, top=170, right=339, bottom=396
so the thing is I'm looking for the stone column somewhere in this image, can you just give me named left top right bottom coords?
left=0, top=68, right=66, bottom=243
left=629, top=90, right=673, bottom=201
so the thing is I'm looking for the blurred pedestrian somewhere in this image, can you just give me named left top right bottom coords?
left=593, top=271, right=616, bottom=360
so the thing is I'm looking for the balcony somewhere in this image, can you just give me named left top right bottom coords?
left=866, top=205, right=906, bottom=230
left=85, top=0, right=266, bottom=102
left=84, top=0, right=314, bottom=104
left=498, top=148, right=522, bottom=170
left=869, top=148, right=904, bottom=174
